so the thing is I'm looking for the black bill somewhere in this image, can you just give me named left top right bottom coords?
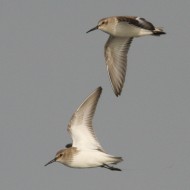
left=86, top=26, right=98, bottom=33
left=44, top=158, right=56, bottom=166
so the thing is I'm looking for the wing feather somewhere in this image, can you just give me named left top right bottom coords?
left=67, top=87, right=104, bottom=151
left=105, top=36, right=133, bottom=96
left=117, top=16, right=155, bottom=30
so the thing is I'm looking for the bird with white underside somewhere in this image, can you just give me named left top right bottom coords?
left=45, top=87, right=123, bottom=171
left=87, top=16, right=166, bottom=96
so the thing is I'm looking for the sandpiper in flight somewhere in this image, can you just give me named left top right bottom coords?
left=45, top=87, right=123, bottom=171
left=87, top=16, right=166, bottom=96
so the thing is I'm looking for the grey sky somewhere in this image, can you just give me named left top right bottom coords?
left=0, top=0, right=190, bottom=190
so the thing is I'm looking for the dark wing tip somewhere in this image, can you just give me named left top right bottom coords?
left=112, top=80, right=123, bottom=97
left=94, top=86, right=103, bottom=101
left=97, top=86, right=102, bottom=93
left=115, top=90, right=121, bottom=97
left=153, top=31, right=166, bottom=36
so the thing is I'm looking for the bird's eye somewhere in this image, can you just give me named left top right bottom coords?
left=59, top=154, right=63, bottom=157
left=102, top=21, right=105, bottom=25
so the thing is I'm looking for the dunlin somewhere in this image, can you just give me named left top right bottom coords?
left=87, top=16, right=166, bottom=96
left=45, top=87, right=123, bottom=171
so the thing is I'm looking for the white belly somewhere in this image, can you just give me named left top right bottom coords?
left=65, top=150, right=113, bottom=168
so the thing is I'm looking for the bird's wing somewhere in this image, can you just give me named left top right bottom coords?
left=117, top=16, right=155, bottom=30
left=105, top=36, right=133, bottom=96
left=67, top=87, right=104, bottom=151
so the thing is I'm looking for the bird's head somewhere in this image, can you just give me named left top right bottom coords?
left=86, top=17, right=113, bottom=34
left=44, top=149, right=65, bottom=166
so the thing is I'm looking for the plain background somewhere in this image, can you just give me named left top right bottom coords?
left=0, top=0, right=190, bottom=190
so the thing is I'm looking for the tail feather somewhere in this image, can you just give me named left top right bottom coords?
left=153, top=27, right=166, bottom=36
left=110, top=156, right=123, bottom=165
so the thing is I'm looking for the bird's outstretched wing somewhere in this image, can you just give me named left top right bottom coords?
left=67, top=87, right=104, bottom=151
left=105, top=36, right=133, bottom=96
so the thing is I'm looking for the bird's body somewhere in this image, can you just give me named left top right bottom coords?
left=96, top=16, right=165, bottom=37
left=57, top=148, right=122, bottom=168
left=45, top=87, right=122, bottom=171
left=87, top=16, right=166, bottom=96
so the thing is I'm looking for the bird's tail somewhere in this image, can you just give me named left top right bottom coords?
left=152, top=27, right=166, bottom=36
left=109, top=156, right=123, bottom=165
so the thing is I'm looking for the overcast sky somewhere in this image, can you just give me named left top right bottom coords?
left=0, top=0, right=190, bottom=190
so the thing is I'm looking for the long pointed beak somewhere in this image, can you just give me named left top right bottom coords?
left=86, top=26, right=98, bottom=33
left=44, top=158, right=56, bottom=166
